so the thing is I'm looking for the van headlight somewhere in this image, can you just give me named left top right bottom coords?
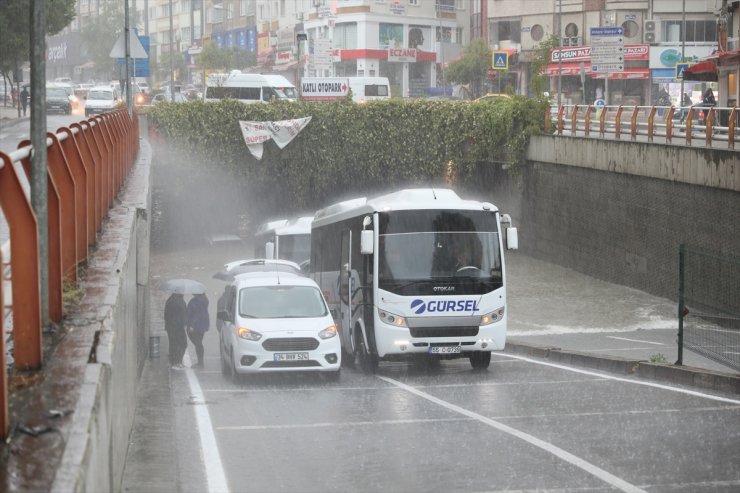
left=237, top=327, right=262, bottom=341
left=378, top=309, right=407, bottom=327
left=319, top=325, right=337, bottom=339
left=480, top=307, right=505, bottom=326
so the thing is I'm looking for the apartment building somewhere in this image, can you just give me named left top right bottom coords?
left=483, top=0, right=721, bottom=106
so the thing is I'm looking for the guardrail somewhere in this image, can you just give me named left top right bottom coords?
left=0, top=108, right=139, bottom=439
left=546, top=104, right=738, bottom=149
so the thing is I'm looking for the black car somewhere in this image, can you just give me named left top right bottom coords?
left=46, top=87, right=72, bottom=114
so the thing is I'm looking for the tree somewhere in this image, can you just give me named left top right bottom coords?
left=445, top=39, right=491, bottom=99
left=153, top=50, right=187, bottom=84
left=0, top=0, right=75, bottom=80
left=198, top=41, right=255, bottom=73
left=529, top=34, right=559, bottom=97
left=80, top=1, right=126, bottom=80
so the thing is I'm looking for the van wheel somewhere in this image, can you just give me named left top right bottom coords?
left=469, top=351, right=491, bottom=371
left=323, top=370, right=341, bottom=382
left=231, top=350, right=242, bottom=385
left=355, top=330, right=378, bottom=374
left=220, top=342, right=229, bottom=376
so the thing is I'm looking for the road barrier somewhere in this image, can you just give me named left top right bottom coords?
left=0, top=108, right=139, bottom=439
left=547, top=104, right=738, bottom=149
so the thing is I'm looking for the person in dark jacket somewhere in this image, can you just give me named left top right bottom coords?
left=20, top=87, right=29, bottom=116
left=164, top=292, right=188, bottom=369
left=187, top=293, right=210, bottom=369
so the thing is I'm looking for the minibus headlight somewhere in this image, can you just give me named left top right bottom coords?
left=378, top=309, right=407, bottom=328
left=480, top=307, right=505, bottom=326
left=319, top=325, right=337, bottom=339
left=238, top=327, right=262, bottom=341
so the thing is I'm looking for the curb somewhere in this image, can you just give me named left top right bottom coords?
left=505, top=340, right=740, bottom=395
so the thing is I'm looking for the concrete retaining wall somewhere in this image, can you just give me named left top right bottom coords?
left=50, top=141, right=151, bottom=492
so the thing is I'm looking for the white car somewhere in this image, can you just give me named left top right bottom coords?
left=218, top=271, right=341, bottom=382
left=85, top=85, right=121, bottom=116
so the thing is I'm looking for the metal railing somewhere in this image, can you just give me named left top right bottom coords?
left=0, top=108, right=139, bottom=439
left=546, top=104, right=738, bottom=149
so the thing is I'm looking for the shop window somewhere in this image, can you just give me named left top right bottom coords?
left=622, top=20, right=639, bottom=38
left=490, top=20, right=522, bottom=44
left=661, top=20, right=717, bottom=43
left=565, top=23, right=578, bottom=37
left=530, top=24, right=544, bottom=42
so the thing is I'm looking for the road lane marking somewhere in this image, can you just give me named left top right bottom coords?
left=216, top=417, right=471, bottom=431
left=184, top=357, right=230, bottom=493
left=377, top=375, right=647, bottom=493
left=500, top=353, right=740, bottom=405
left=606, top=336, right=664, bottom=345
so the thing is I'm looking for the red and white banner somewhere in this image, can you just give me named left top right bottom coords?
left=550, top=45, right=649, bottom=63
left=239, top=117, right=312, bottom=160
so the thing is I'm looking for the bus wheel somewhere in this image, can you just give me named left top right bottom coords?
left=469, top=351, right=491, bottom=371
left=355, top=330, right=379, bottom=374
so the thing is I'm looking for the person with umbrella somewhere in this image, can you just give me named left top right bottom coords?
left=186, top=292, right=210, bottom=369
left=164, top=292, right=188, bottom=369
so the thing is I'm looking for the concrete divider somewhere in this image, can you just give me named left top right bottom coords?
left=505, top=340, right=740, bottom=394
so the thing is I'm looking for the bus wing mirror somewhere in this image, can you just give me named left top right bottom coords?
left=265, top=241, right=275, bottom=259
left=360, top=230, right=374, bottom=254
left=501, top=213, right=512, bottom=225
left=506, top=227, right=519, bottom=250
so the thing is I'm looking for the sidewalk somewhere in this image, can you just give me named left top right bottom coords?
left=0, top=105, right=24, bottom=120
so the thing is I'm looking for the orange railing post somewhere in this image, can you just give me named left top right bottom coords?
left=584, top=105, right=592, bottom=136
left=557, top=105, right=565, bottom=135
left=18, top=140, right=64, bottom=323
left=706, top=107, right=715, bottom=147
left=729, top=107, right=737, bottom=150
left=0, top=246, right=7, bottom=439
left=647, top=106, right=656, bottom=142
left=0, top=152, right=42, bottom=370
left=630, top=106, right=639, bottom=140
left=571, top=105, right=578, bottom=135
left=615, top=105, right=624, bottom=140
left=599, top=106, right=607, bottom=137
left=58, top=127, right=89, bottom=265
left=665, top=107, right=674, bottom=143
left=81, top=120, right=104, bottom=234
left=685, top=107, right=694, bottom=146
left=47, top=132, right=79, bottom=283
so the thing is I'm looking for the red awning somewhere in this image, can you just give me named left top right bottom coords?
left=682, top=61, right=718, bottom=82
left=546, top=64, right=649, bottom=79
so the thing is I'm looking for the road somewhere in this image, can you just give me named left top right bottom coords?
left=0, top=109, right=82, bottom=155
left=121, top=243, right=740, bottom=493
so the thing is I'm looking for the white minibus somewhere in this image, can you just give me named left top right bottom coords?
left=310, top=188, right=518, bottom=372
left=254, top=216, right=312, bottom=264
left=204, top=70, right=293, bottom=104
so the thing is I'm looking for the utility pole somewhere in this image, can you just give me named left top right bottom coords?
left=30, top=0, right=49, bottom=333
left=557, top=0, right=562, bottom=108
left=125, top=0, right=133, bottom=115
left=680, top=0, right=686, bottom=105
left=169, top=0, right=175, bottom=100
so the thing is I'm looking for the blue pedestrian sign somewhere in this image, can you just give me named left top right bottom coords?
left=492, top=51, right=509, bottom=70
left=676, top=62, right=690, bottom=80
left=594, top=98, right=605, bottom=109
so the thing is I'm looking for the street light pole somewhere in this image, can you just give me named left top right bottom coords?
left=169, top=0, right=174, bottom=101
left=557, top=0, right=562, bottom=108
left=680, top=0, right=686, bottom=103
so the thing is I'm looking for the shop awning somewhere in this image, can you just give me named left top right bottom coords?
left=272, top=60, right=298, bottom=71
left=546, top=64, right=649, bottom=79
left=682, top=61, right=718, bottom=82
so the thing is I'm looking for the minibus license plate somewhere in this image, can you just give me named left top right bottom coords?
left=274, top=352, right=309, bottom=361
left=429, top=346, right=461, bottom=354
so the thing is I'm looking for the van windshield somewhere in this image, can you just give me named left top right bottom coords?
left=238, top=285, right=328, bottom=318
left=88, top=90, right=114, bottom=100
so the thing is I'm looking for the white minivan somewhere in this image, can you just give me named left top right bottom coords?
left=204, top=70, right=294, bottom=104
left=300, top=76, right=390, bottom=103
left=85, top=85, right=121, bottom=116
left=218, top=271, right=341, bottom=382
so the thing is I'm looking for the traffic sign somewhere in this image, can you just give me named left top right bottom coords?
left=590, top=26, right=624, bottom=74
left=594, top=98, right=605, bottom=108
left=492, top=51, right=509, bottom=70
left=676, top=62, right=690, bottom=80
left=486, top=68, right=497, bottom=79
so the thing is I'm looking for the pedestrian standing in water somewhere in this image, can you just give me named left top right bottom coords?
left=20, top=87, right=29, bottom=116
left=164, top=292, right=188, bottom=369
left=187, top=292, right=210, bottom=369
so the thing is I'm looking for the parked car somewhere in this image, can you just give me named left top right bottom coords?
left=45, top=86, right=72, bottom=114
left=151, top=92, right=188, bottom=104
left=47, top=82, right=80, bottom=111
left=218, top=271, right=341, bottom=382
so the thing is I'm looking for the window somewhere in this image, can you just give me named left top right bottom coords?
left=161, top=4, right=170, bottom=17
left=530, top=24, right=544, bottom=42
left=662, top=20, right=717, bottom=43
left=281, top=0, right=286, bottom=16
left=227, top=2, right=234, bottom=19
left=565, top=23, right=578, bottom=37
left=258, top=4, right=264, bottom=20
left=182, top=27, right=191, bottom=44
left=491, top=20, right=521, bottom=43
left=240, top=0, right=248, bottom=16
left=334, top=22, right=358, bottom=50
left=622, top=20, right=639, bottom=38
left=409, top=0, right=419, bottom=5
left=435, top=0, right=454, bottom=12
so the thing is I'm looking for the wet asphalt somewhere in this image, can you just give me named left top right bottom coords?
left=120, top=243, right=739, bottom=493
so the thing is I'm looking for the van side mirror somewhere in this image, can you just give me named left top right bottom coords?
left=217, top=310, right=233, bottom=322
left=360, top=230, right=374, bottom=254
left=506, top=227, right=519, bottom=250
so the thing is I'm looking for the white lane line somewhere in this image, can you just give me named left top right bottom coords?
left=184, top=357, right=230, bottom=493
left=606, top=336, right=664, bottom=345
left=378, top=375, right=647, bottom=493
left=217, top=417, right=471, bottom=431
left=500, top=353, right=740, bottom=405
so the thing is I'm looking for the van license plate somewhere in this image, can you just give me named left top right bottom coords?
left=429, top=346, right=461, bottom=354
left=274, top=352, right=309, bottom=361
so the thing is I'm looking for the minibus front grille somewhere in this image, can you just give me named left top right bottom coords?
left=409, top=327, right=479, bottom=338
left=262, top=337, right=319, bottom=351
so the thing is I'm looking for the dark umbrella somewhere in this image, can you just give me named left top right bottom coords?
left=161, top=278, right=206, bottom=294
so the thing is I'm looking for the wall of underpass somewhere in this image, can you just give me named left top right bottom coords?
left=480, top=135, right=739, bottom=307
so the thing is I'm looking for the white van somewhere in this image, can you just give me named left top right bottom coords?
left=204, top=70, right=293, bottom=104
left=300, top=76, right=390, bottom=103
left=85, top=85, right=121, bottom=116
left=261, top=74, right=298, bottom=100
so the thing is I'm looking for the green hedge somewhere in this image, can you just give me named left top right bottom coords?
left=147, top=97, right=546, bottom=212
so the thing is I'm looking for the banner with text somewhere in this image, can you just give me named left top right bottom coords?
left=239, top=117, right=312, bottom=160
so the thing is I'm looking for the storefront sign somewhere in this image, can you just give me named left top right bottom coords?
left=388, top=48, right=417, bottom=62
left=649, top=46, right=715, bottom=68
left=275, top=51, right=293, bottom=65
left=551, top=44, right=648, bottom=63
